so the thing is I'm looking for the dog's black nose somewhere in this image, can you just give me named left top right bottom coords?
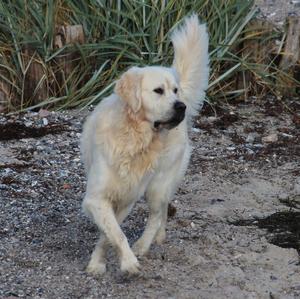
left=174, top=101, right=186, bottom=112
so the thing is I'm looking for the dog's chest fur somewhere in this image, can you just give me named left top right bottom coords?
left=101, top=115, right=165, bottom=188
left=114, top=128, right=162, bottom=179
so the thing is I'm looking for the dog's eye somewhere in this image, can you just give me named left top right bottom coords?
left=153, top=87, right=164, bottom=95
left=174, top=88, right=178, bottom=94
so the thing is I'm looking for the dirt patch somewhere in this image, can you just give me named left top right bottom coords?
left=232, top=211, right=300, bottom=252
left=195, top=104, right=240, bottom=132
left=0, top=98, right=300, bottom=298
left=0, top=123, right=69, bottom=141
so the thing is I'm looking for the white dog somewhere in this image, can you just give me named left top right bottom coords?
left=81, top=15, right=209, bottom=275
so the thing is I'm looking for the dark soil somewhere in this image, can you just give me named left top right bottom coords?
left=0, top=122, right=69, bottom=141
left=232, top=211, right=300, bottom=252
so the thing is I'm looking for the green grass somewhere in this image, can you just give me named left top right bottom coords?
left=0, top=0, right=290, bottom=112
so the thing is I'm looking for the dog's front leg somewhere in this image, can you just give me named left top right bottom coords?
left=86, top=203, right=136, bottom=275
left=84, top=199, right=140, bottom=274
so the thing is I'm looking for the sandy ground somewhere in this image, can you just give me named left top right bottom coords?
left=0, top=96, right=299, bottom=299
left=255, top=0, right=300, bottom=26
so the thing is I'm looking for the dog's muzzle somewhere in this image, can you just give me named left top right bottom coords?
left=154, top=101, right=186, bottom=130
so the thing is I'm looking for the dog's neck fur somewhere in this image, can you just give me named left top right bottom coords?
left=109, top=105, right=165, bottom=179
left=124, top=105, right=162, bottom=153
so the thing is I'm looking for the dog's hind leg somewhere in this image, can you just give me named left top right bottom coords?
left=132, top=189, right=166, bottom=257
left=154, top=200, right=169, bottom=245
left=133, top=146, right=190, bottom=256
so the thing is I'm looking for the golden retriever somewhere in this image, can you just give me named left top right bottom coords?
left=81, top=14, right=209, bottom=275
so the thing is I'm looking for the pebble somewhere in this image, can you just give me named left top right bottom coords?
left=227, top=146, right=236, bottom=151
left=262, top=133, right=278, bottom=143
left=24, top=121, right=33, bottom=127
left=207, top=116, right=217, bottom=122
left=280, top=132, right=294, bottom=139
left=252, top=144, right=264, bottom=148
left=42, top=118, right=48, bottom=126
left=291, top=0, right=300, bottom=5
left=246, top=134, right=255, bottom=144
left=246, top=148, right=255, bottom=155
left=192, top=128, right=201, bottom=133
left=38, top=109, right=51, bottom=118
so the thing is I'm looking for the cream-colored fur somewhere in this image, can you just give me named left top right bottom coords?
left=81, top=14, right=209, bottom=275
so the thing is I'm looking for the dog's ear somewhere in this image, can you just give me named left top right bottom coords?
left=114, top=67, right=143, bottom=113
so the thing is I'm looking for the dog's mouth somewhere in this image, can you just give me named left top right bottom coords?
left=154, top=111, right=185, bottom=130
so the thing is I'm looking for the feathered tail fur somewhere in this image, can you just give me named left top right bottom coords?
left=171, top=14, right=209, bottom=118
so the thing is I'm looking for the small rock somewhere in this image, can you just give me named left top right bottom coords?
left=292, top=114, right=300, bottom=127
left=252, top=144, right=264, bottom=148
left=63, top=183, right=71, bottom=189
left=227, top=146, right=236, bottom=151
left=262, top=133, right=278, bottom=143
left=280, top=132, right=294, bottom=139
left=24, top=121, right=33, bottom=127
left=192, top=127, right=201, bottom=133
left=42, top=118, right=49, bottom=126
left=207, top=116, right=217, bottom=122
left=291, top=0, right=300, bottom=5
left=168, top=203, right=177, bottom=217
left=39, top=109, right=51, bottom=117
left=246, top=134, right=255, bottom=144
left=270, top=275, right=278, bottom=281
left=246, top=148, right=255, bottom=155
left=293, top=178, right=300, bottom=194
left=211, top=198, right=225, bottom=204
left=278, top=193, right=289, bottom=201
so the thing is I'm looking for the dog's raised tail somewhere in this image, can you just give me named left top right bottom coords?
left=171, top=14, right=209, bottom=118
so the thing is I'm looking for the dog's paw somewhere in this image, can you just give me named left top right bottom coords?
left=120, top=255, right=140, bottom=275
left=155, top=229, right=166, bottom=245
left=86, top=261, right=106, bottom=276
left=132, top=239, right=148, bottom=257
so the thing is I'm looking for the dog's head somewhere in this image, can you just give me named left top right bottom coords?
left=114, top=66, right=186, bottom=130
